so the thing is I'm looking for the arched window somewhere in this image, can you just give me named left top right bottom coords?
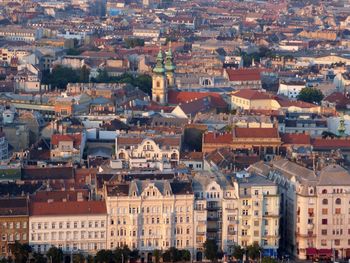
left=336, top=198, right=341, bottom=205
left=156, top=81, right=160, bottom=88
left=322, top=199, right=328, bottom=205
left=322, top=189, right=327, bottom=194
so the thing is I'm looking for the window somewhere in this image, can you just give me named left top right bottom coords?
left=335, top=208, right=341, bottom=214
left=336, top=198, right=341, bottom=205
left=322, top=199, right=328, bottom=205
left=321, top=229, right=327, bottom=235
left=322, top=189, right=327, bottom=194
left=322, top=219, right=328, bottom=225
left=322, top=208, right=328, bottom=215
left=321, top=239, right=327, bottom=246
left=334, top=239, right=340, bottom=246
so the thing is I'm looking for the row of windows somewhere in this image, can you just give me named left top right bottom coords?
left=322, top=198, right=342, bottom=205
left=1, top=222, right=27, bottom=229
left=1, top=233, right=27, bottom=241
left=31, top=231, right=106, bottom=241
left=111, top=205, right=191, bottom=215
left=31, top=220, right=105, bottom=230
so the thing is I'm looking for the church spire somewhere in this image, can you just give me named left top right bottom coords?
left=165, top=41, right=176, bottom=72
left=153, top=45, right=165, bottom=74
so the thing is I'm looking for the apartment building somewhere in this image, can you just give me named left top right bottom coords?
left=0, top=26, right=43, bottom=42
left=278, top=79, right=306, bottom=100
left=0, top=198, right=29, bottom=258
left=115, top=135, right=181, bottom=169
left=249, top=159, right=350, bottom=260
left=105, top=180, right=195, bottom=262
left=50, top=133, right=86, bottom=163
left=29, top=200, right=107, bottom=255
left=192, top=172, right=237, bottom=261
left=233, top=172, right=280, bottom=258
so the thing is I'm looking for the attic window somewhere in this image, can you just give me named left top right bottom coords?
left=322, top=189, right=327, bottom=194
left=133, top=192, right=136, bottom=196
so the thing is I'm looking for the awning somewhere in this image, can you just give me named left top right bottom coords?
left=306, top=248, right=317, bottom=256
left=318, top=249, right=332, bottom=256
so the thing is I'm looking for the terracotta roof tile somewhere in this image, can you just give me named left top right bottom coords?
left=51, top=134, right=82, bottom=148
left=232, top=89, right=276, bottom=100
left=30, top=200, right=106, bottom=216
left=226, top=68, right=261, bottom=81
left=168, top=90, right=227, bottom=108
left=281, top=133, right=311, bottom=145
left=203, top=132, right=233, bottom=144
left=234, top=127, right=279, bottom=138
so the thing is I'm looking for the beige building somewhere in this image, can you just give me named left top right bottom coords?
left=192, top=170, right=280, bottom=260
left=115, top=135, right=181, bottom=170
left=29, top=200, right=107, bottom=255
left=105, top=180, right=195, bottom=262
left=249, top=159, right=350, bottom=260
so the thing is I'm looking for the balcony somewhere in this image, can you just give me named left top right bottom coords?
left=207, top=206, right=220, bottom=211
left=295, top=231, right=316, bottom=238
left=207, top=227, right=219, bottom=232
left=263, top=211, right=279, bottom=217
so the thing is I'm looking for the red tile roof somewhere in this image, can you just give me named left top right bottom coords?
left=324, top=92, right=350, bottom=109
left=234, top=127, right=279, bottom=138
left=168, top=90, right=227, bottom=108
left=281, top=133, right=311, bottom=145
left=277, top=98, right=318, bottom=109
left=232, top=89, right=276, bottom=100
left=203, top=132, right=233, bottom=144
left=226, top=68, right=261, bottom=81
left=30, top=200, right=106, bottom=216
left=312, top=138, right=350, bottom=149
left=51, top=134, right=82, bottom=148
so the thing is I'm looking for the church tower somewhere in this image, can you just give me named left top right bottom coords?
left=164, top=42, right=176, bottom=88
left=152, top=47, right=168, bottom=104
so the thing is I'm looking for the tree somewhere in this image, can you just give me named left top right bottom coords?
left=79, top=65, right=90, bottom=83
left=32, top=252, right=47, bottom=263
left=153, top=249, right=162, bottom=263
left=204, top=239, right=219, bottom=262
left=46, top=247, right=63, bottom=263
left=9, top=242, right=32, bottom=263
left=297, top=87, right=324, bottom=104
left=183, top=128, right=205, bottom=151
left=113, top=245, right=131, bottom=262
left=86, top=255, right=94, bottom=263
left=262, top=257, right=278, bottom=263
left=124, top=38, right=145, bottom=48
left=232, top=245, right=244, bottom=260
left=95, top=249, right=114, bottom=263
left=129, top=249, right=139, bottom=261
left=247, top=243, right=261, bottom=260
left=180, top=250, right=191, bottom=261
left=72, top=253, right=85, bottom=263
left=42, top=65, right=80, bottom=89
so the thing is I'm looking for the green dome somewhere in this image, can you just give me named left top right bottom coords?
left=153, top=50, right=165, bottom=74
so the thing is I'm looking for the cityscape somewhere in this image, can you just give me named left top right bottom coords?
left=0, top=0, right=350, bottom=262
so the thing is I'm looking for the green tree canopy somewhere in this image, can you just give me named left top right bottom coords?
left=94, top=249, right=114, bottom=263
left=124, top=38, right=145, bottom=48
left=247, top=243, right=261, bottom=260
left=297, top=87, right=324, bottom=104
left=92, top=72, right=152, bottom=96
left=9, top=242, right=32, bottom=263
left=204, top=239, right=219, bottom=261
left=72, top=253, right=85, bottom=263
left=46, top=247, right=63, bottom=263
left=232, top=245, right=244, bottom=260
